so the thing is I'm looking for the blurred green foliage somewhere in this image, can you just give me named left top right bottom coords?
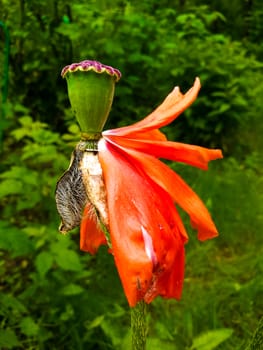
left=0, top=0, right=262, bottom=349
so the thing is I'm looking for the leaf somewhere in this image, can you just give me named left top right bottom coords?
left=54, top=249, right=83, bottom=271
left=20, top=317, right=39, bottom=336
left=60, top=304, right=74, bottom=321
left=61, top=283, right=85, bottom=295
left=147, top=337, right=177, bottom=350
left=0, top=329, right=20, bottom=348
left=190, top=328, right=233, bottom=350
left=86, top=315, right=105, bottom=330
left=120, top=330, right=132, bottom=350
left=35, top=251, right=54, bottom=278
left=0, top=293, right=27, bottom=314
left=0, top=223, right=34, bottom=257
left=0, top=179, right=24, bottom=197
left=155, top=321, right=174, bottom=341
left=101, top=318, right=125, bottom=346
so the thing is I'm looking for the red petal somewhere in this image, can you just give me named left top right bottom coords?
left=80, top=203, right=107, bottom=254
left=104, top=78, right=201, bottom=137
left=144, top=246, right=185, bottom=303
left=119, top=129, right=167, bottom=141
left=105, top=135, right=223, bottom=170
left=110, top=144, right=219, bottom=241
left=98, top=140, right=187, bottom=306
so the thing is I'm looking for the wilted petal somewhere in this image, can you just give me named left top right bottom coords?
left=98, top=139, right=187, bottom=306
left=110, top=129, right=167, bottom=141
left=110, top=144, right=219, bottom=241
left=144, top=245, right=185, bottom=303
left=104, top=78, right=201, bottom=137
left=80, top=202, right=107, bottom=254
left=141, top=226, right=158, bottom=267
left=105, top=135, right=223, bottom=170
left=99, top=140, right=153, bottom=306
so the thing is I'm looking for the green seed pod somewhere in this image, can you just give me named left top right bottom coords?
left=61, top=60, right=121, bottom=139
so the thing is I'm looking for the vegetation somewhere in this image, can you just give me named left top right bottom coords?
left=0, top=0, right=262, bottom=349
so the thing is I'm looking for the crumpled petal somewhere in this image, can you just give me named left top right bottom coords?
left=80, top=202, right=107, bottom=254
left=103, top=77, right=201, bottom=137
left=144, top=245, right=185, bottom=303
left=99, top=139, right=187, bottom=306
left=107, top=143, right=219, bottom=241
left=114, top=129, right=167, bottom=141
left=104, top=135, right=223, bottom=170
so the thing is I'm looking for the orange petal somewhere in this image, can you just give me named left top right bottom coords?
left=98, top=140, right=187, bottom=306
left=111, top=144, right=219, bottom=241
left=104, top=128, right=167, bottom=141
left=121, top=129, right=167, bottom=141
left=144, top=246, right=185, bottom=303
left=105, top=135, right=223, bottom=170
left=104, top=77, right=201, bottom=137
left=80, top=203, right=107, bottom=254
left=99, top=142, right=152, bottom=306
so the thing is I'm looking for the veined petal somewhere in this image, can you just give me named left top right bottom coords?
left=99, top=140, right=152, bottom=306
left=144, top=246, right=185, bottom=303
left=103, top=77, right=201, bottom=137
left=104, top=128, right=167, bottom=141
left=98, top=139, right=187, bottom=306
left=140, top=190, right=186, bottom=302
left=110, top=144, right=219, bottom=241
left=104, top=135, right=223, bottom=170
left=80, top=203, right=107, bottom=254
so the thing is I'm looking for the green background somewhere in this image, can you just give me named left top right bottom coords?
left=0, top=0, right=262, bottom=349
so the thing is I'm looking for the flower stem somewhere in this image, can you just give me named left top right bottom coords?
left=131, top=301, right=148, bottom=350
left=245, top=316, right=263, bottom=350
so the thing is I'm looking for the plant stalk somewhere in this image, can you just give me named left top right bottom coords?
left=131, top=301, right=148, bottom=350
left=245, top=316, right=263, bottom=350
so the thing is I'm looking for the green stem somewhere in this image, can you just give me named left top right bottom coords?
left=0, top=21, right=10, bottom=150
left=131, top=301, right=148, bottom=350
left=245, top=316, right=263, bottom=350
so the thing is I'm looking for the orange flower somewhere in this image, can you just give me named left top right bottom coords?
left=80, top=77, right=223, bottom=307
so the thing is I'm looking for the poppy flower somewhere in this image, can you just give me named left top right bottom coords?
left=57, top=61, right=223, bottom=307
left=80, top=78, right=222, bottom=306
